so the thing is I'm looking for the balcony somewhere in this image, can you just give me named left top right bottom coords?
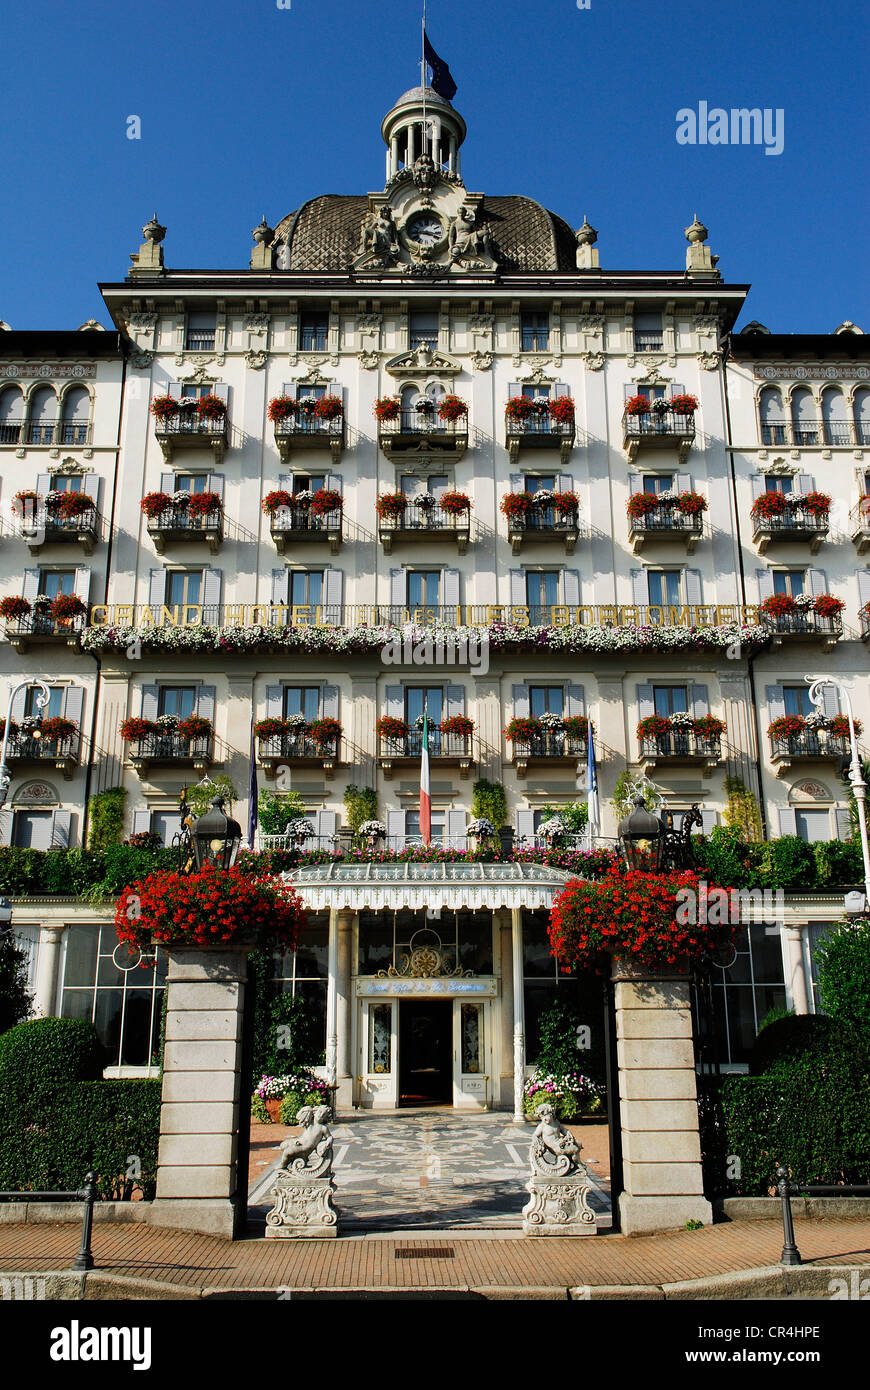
left=378, top=499, right=470, bottom=555
left=506, top=504, right=580, bottom=556
left=146, top=503, right=224, bottom=555
left=628, top=505, right=703, bottom=556
left=770, top=728, right=850, bottom=775
left=274, top=414, right=344, bottom=466
left=378, top=409, right=468, bottom=460
left=153, top=411, right=228, bottom=465
left=4, top=730, right=80, bottom=780
left=760, top=609, right=842, bottom=651
left=510, top=730, right=588, bottom=778
left=378, top=729, right=474, bottom=780
left=17, top=501, right=100, bottom=556
left=505, top=416, right=574, bottom=466
left=638, top=730, right=722, bottom=771
left=751, top=506, right=829, bottom=555
left=851, top=498, right=870, bottom=555
left=268, top=503, right=342, bottom=556
left=128, top=732, right=213, bottom=775
left=4, top=610, right=85, bottom=653
left=257, top=731, right=340, bottom=778
left=0, top=422, right=92, bottom=448
left=622, top=411, right=695, bottom=464
left=761, top=423, right=870, bottom=448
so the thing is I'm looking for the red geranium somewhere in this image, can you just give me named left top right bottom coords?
left=802, top=491, right=831, bottom=516
left=751, top=491, right=790, bottom=520
left=552, top=491, right=579, bottom=516
left=141, top=492, right=173, bottom=517
left=376, top=715, right=409, bottom=740
left=505, top=396, right=536, bottom=422
left=440, top=714, right=474, bottom=738
left=195, top=394, right=226, bottom=421
left=637, top=715, right=671, bottom=739
left=693, top=715, right=726, bottom=739
left=374, top=396, right=401, bottom=422
left=254, top=717, right=292, bottom=739
left=262, top=490, right=295, bottom=514
left=49, top=491, right=94, bottom=519
left=0, top=596, right=32, bottom=621
left=438, top=395, right=468, bottom=421
left=268, top=397, right=297, bottom=422
left=310, top=489, right=342, bottom=516
left=627, top=492, right=660, bottom=519
left=177, top=715, right=213, bottom=741
left=828, top=715, right=862, bottom=739
left=49, top=594, right=87, bottom=622
left=504, top=716, right=542, bottom=742
left=115, top=863, right=306, bottom=953
left=439, top=490, right=471, bottom=515
left=812, top=593, right=844, bottom=618
left=563, top=715, right=591, bottom=739
left=624, top=395, right=651, bottom=417
left=187, top=491, right=222, bottom=518
left=376, top=492, right=406, bottom=520
left=548, top=396, right=575, bottom=423
left=501, top=492, right=533, bottom=520
left=670, top=394, right=699, bottom=415
left=675, top=491, right=707, bottom=516
left=760, top=593, right=797, bottom=617
left=313, top=395, right=343, bottom=421
left=768, top=714, right=808, bottom=739
left=119, top=716, right=157, bottom=741
left=307, top=717, right=342, bottom=747
left=39, top=716, right=78, bottom=742
left=150, top=396, right=178, bottom=420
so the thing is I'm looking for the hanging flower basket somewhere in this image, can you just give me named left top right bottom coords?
left=692, top=715, right=726, bottom=738
left=39, top=716, right=78, bottom=742
left=413, top=397, right=434, bottom=414
left=310, top=489, right=342, bottom=516
left=176, top=715, right=213, bottom=741
left=313, top=395, right=343, bottom=420
left=674, top=491, right=707, bottom=516
left=120, top=716, right=157, bottom=741
left=374, top=396, right=401, bottom=422
left=649, top=398, right=671, bottom=416
left=669, top=394, right=699, bottom=415
left=768, top=714, right=808, bottom=739
left=563, top=715, right=591, bottom=740
left=0, top=596, right=32, bottom=620
left=504, top=715, right=542, bottom=742
left=813, top=593, right=844, bottom=618
left=439, top=714, right=474, bottom=738
left=358, top=819, right=386, bottom=841
left=466, top=817, right=495, bottom=838
left=307, top=717, right=342, bottom=747
left=195, top=394, right=227, bottom=421
left=376, top=492, right=406, bottom=520
left=505, top=396, right=536, bottom=421
left=438, top=395, right=468, bottom=421
left=115, top=864, right=306, bottom=952
left=376, top=715, right=409, bottom=741
left=802, top=491, right=832, bottom=516
left=150, top=395, right=178, bottom=421
left=439, top=490, right=471, bottom=515
left=828, top=715, right=862, bottom=739
left=254, top=717, right=292, bottom=739
left=624, top=395, right=651, bottom=416
left=187, top=491, right=222, bottom=518
left=637, top=714, right=671, bottom=739
left=262, top=490, right=295, bottom=514
left=626, top=492, right=661, bottom=519
left=49, top=594, right=87, bottom=622
left=548, top=396, right=575, bottom=423
left=500, top=492, right=533, bottom=520
left=141, top=492, right=173, bottom=517
left=549, top=869, right=738, bottom=973
left=268, top=397, right=297, bottom=422
left=760, top=594, right=798, bottom=617
left=751, top=491, right=791, bottom=519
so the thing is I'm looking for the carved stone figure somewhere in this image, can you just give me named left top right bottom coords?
left=356, top=206, right=399, bottom=267
left=522, top=1103, right=597, bottom=1237
left=411, top=152, right=437, bottom=192
left=448, top=205, right=496, bottom=266
left=265, top=1104, right=339, bottom=1238
left=278, top=1105, right=334, bottom=1178
left=529, top=1104, right=581, bottom=1177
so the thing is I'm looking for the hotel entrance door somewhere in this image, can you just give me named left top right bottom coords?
left=398, top=1000, right=453, bottom=1107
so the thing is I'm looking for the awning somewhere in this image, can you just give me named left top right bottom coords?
left=286, top=860, right=567, bottom=912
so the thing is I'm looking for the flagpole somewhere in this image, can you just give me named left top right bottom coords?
left=421, top=0, right=427, bottom=157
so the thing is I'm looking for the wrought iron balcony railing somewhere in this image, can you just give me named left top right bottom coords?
left=128, top=733, right=213, bottom=764
left=15, top=501, right=100, bottom=555
left=378, top=730, right=474, bottom=761
left=257, top=732, right=341, bottom=763
left=153, top=412, right=228, bottom=464
left=268, top=504, right=342, bottom=554
left=146, top=504, right=223, bottom=554
left=628, top=506, right=703, bottom=554
left=751, top=506, right=829, bottom=553
left=622, top=410, right=695, bottom=463
left=639, top=732, right=722, bottom=761
left=5, top=731, right=80, bottom=765
left=510, top=732, right=589, bottom=770
left=760, top=610, right=842, bottom=643
left=0, top=422, right=92, bottom=446
left=760, top=423, right=870, bottom=447
left=378, top=410, right=468, bottom=457
left=851, top=498, right=870, bottom=554
left=378, top=499, right=470, bottom=554
left=274, top=414, right=344, bottom=463
left=505, top=414, right=575, bottom=466
left=4, top=611, right=86, bottom=645
left=770, top=729, right=850, bottom=762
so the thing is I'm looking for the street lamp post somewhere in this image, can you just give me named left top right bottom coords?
left=806, top=674, right=870, bottom=909
left=0, top=680, right=51, bottom=810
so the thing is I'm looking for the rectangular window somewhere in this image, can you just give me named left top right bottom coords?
left=51, top=475, right=84, bottom=494
left=289, top=570, right=323, bottom=608
left=151, top=811, right=182, bottom=847
left=634, top=312, right=663, bottom=352
left=180, top=383, right=211, bottom=400
left=300, top=314, right=328, bottom=352
left=653, top=685, right=689, bottom=718
left=284, top=686, right=320, bottom=721
left=782, top=685, right=813, bottom=718
left=529, top=686, right=564, bottom=717
left=772, top=571, right=805, bottom=598
left=293, top=473, right=326, bottom=494
left=173, top=474, right=208, bottom=495
left=647, top=570, right=682, bottom=607
left=526, top=571, right=559, bottom=622
left=522, top=384, right=550, bottom=401
left=39, top=571, right=75, bottom=599
left=12, top=811, right=52, bottom=849
left=642, top=474, right=674, bottom=494
left=406, top=810, right=445, bottom=842
left=711, top=925, right=786, bottom=1066
left=185, top=311, right=216, bottom=352
left=296, top=384, right=326, bottom=404
left=521, top=313, right=549, bottom=351
left=158, top=686, right=196, bottom=720
left=806, top=922, right=835, bottom=1012
left=409, top=312, right=438, bottom=349
left=525, top=475, right=556, bottom=494
left=25, top=686, right=63, bottom=719
left=60, top=923, right=167, bottom=1069
left=795, top=809, right=830, bottom=843
left=405, top=686, right=444, bottom=729
left=765, top=476, right=794, bottom=494
left=166, top=571, right=202, bottom=608
left=407, top=570, right=441, bottom=607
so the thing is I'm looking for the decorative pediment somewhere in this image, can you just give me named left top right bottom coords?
left=13, top=779, right=59, bottom=806
left=50, top=458, right=94, bottom=475
left=385, top=344, right=460, bottom=378
left=293, top=364, right=334, bottom=385
left=632, top=364, right=671, bottom=386
left=518, top=365, right=555, bottom=386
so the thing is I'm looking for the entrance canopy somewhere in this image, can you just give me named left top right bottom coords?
left=288, top=860, right=567, bottom=912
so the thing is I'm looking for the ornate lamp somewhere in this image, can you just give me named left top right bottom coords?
left=617, top=796, right=665, bottom=873
left=189, top=796, right=242, bottom=872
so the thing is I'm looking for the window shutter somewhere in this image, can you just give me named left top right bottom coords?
left=0, top=812, right=11, bottom=848
left=566, top=683, right=585, bottom=716
left=74, top=567, right=90, bottom=603
left=278, top=472, right=292, bottom=491
left=562, top=569, right=580, bottom=607
left=750, top=475, right=766, bottom=501
left=807, top=569, right=828, bottom=596
left=685, top=568, right=702, bottom=605
left=206, top=473, right=224, bottom=499
left=690, top=684, right=709, bottom=717
left=629, top=474, right=643, bottom=494
left=271, top=569, right=290, bottom=606
left=778, top=808, right=798, bottom=836
left=26, top=815, right=53, bottom=852
left=676, top=473, right=691, bottom=492
left=197, top=685, right=216, bottom=724
left=36, top=472, right=52, bottom=497
left=795, top=474, right=814, bottom=494
left=446, top=684, right=464, bottom=717
left=515, top=809, right=535, bottom=841
left=631, top=568, right=648, bottom=605
left=385, top=685, right=403, bottom=719
left=131, top=809, right=152, bottom=837
left=149, top=569, right=167, bottom=608
left=757, top=569, right=775, bottom=601
left=10, top=687, right=27, bottom=723
left=636, top=683, right=655, bottom=719
left=390, top=568, right=405, bottom=608
left=63, top=685, right=84, bottom=729
left=167, top=382, right=183, bottom=402
left=858, top=571, right=870, bottom=607
left=321, top=684, right=339, bottom=719
left=512, top=684, right=530, bottom=717
left=836, top=807, right=853, bottom=842
left=325, top=473, right=342, bottom=496
left=442, top=567, right=460, bottom=609
left=623, top=383, right=637, bottom=400
left=821, top=686, right=839, bottom=718
left=281, top=383, right=298, bottom=401
left=140, top=684, right=159, bottom=721
left=50, top=810, right=72, bottom=849
left=669, top=382, right=686, bottom=398
left=509, top=569, right=526, bottom=606
left=316, top=810, right=337, bottom=843
left=554, top=382, right=569, bottom=398
left=447, top=809, right=467, bottom=849
left=765, top=685, right=785, bottom=722
left=323, top=567, right=343, bottom=612
left=22, top=569, right=40, bottom=602
left=160, top=472, right=175, bottom=495
left=212, top=383, right=229, bottom=404
left=266, top=685, right=283, bottom=718
left=509, top=473, right=523, bottom=493
left=202, top=568, right=222, bottom=614
left=699, top=809, right=719, bottom=834
left=387, top=809, right=406, bottom=849
left=557, top=473, right=573, bottom=493
left=508, top=383, right=522, bottom=399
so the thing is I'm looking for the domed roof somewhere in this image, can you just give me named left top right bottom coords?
left=391, top=84, right=456, bottom=111
left=273, top=194, right=578, bottom=273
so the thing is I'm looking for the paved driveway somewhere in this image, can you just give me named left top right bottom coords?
left=249, top=1111, right=611, bottom=1231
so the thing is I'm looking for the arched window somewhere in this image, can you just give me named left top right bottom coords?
left=27, top=386, right=58, bottom=445
left=854, top=388, right=870, bottom=447
left=0, top=385, right=24, bottom=444
left=759, top=388, right=786, bottom=445
left=821, top=387, right=849, bottom=446
left=60, top=387, right=91, bottom=445
left=790, top=388, right=818, bottom=446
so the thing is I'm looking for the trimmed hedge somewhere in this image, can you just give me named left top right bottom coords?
left=0, top=1018, right=104, bottom=1105
left=748, top=1014, right=847, bottom=1076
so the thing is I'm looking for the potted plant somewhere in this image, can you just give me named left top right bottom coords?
left=262, top=490, right=295, bottom=514
left=768, top=714, right=808, bottom=741
left=13, top=490, right=41, bottom=513
left=692, top=715, right=726, bottom=740
left=310, top=488, right=342, bottom=516
left=358, top=818, right=386, bottom=847
left=439, top=713, right=474, bottom=739
left=801, top=491, right=832, bottom=516
left=49, top=594, right=87, bottom=623
left=674, top=491, right=707, bottom=516
left=115, top=864, right=306, bottom=952
left=150, top=395, right=178, bottom=421
left=505, top=396, right=536, bottom=422
left=636, top=714, right=671, bottom=740
left=39, top=716, right=78, bottom=744
left=196, top=394, right=227, bottom=421
left=438, top=395, right=468, bottom=421
left=313, top=395, right=343, bottom=421
left=51, top=491, right=94, bottom=519
left=0, top=596, right=32, bottom=621
left=307, top=717, right=342, bottom=748
left=813, top=593, right=844, bottom=618
left=563, top=715, right=590, bottom=741
left=268, top=397, right=297, bottom=422
left=552, top=491, right=579, bottom=516
left=500, top=491, right=534, bottom=521
left=187, top=491, right=222, bottom=518
left=670, top=394, right=699, bottom=415
left=413, top=396, right=434, bottom=415
left=119, top=716, right=157, bottom=741
left=376, top=714, right=409, bottom=742
left=548, top=396, right=575, bottom=424
left=177, top=714, right=213, bottom=741
left=376, top=492, right=406, bottom=520
left=760, top=593, right=798, bottom=618
left=751, top=491, right=791, bottom=520
left=141, top=492, right=173, bottom=517
left=504, top=715, right=542, bottom=742
left=828, top=715, right=862, bottom=739
left=626, top=492, right=661, bottom=520
left=438, top=490, right=471, bottom=515
left=466, top=816, right=495, bottom=841
left=624, top=395, right=651, bottom=417
left=254, top=717, right=290, bottom=740
left=374, top=396, right=401, bottom=421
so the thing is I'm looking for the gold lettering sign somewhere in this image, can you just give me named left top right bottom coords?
left=667, top=605, right=691, bottom=628
left=619, top=606, right=639, bottom=627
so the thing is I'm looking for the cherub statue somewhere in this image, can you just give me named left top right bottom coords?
left=278, top=1103, right=334, bottom=1179
left=529, top=1103, right=581, bottom=1178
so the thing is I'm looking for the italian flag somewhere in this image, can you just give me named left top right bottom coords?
left=419, top=709, right=431, bottom=845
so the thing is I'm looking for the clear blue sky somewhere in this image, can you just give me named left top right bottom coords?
left=2, top=0, right=867, bottom=332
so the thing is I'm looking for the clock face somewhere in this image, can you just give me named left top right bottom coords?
left=406, top=213, right=443, bottom=246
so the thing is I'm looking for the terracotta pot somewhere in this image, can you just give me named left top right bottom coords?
left=265, top=1098, right=283, bottom=1124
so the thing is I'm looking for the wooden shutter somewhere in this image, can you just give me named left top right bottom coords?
left=323, top=567, right=343, bottom=611
left=562, top=569, right=580, bottom=607
left=750, top=475, right=766, bottom=500
left=160, top=472, right=175, bottom=495
left=509, top=570, right=526, bottom=606
left=281, top=383, right=299, bottom=401
left=509, top=473, right=523, bottom=492
left=22, top=569, right=40, bottom=602
left=807, top=569, right=828, bottom=596
left=140, top=684, right=160, bottom=721
left=63, top=685, right=84, bottom=730
left=10, top=687, right=28, bottom=723
left=446, top=684, right=465, bottom=717
left=206, top=473, right=224, bottom=499
left=512, top=684, right=530, bottom=717
left=390, top=569, right=405, bottom=607
left=442, top=568, right=460, bottom=609
left=698, top=809, right=719, bottom=834
left=566, top=684, right=585, bottom=716
left=447, top=809, right=467, bottom=850
left=858, top=571, right=870, bottom=607
left=321, top=685, right=339, bottom=719
left=836, top=808, right=853, bottom=842
left=149, top=569, right=167, bottom=607
left=757, top=569, right=775, bottom=601
left=0, top=812, right=11, bottom=848
left=167, top=382, right=184, bottom=402
left=669, top=382, right=686, bottom=398
left=629, top=474, right=643, bottom=494
left=197, top=685, right=216, bottom=723
left=821, top=686, right=839, bottom=718
left=515, top=809, right=535, bottom=841
left=690, top=684, right=709, bottom=717
left=685, top=568, right=702, bottom=605
left=131, top=809, right=152, bottom=837
left=676, top=473, right=691, bottom=492
left=265, top=685, right=283, bottom=718
left=36, top=472, right=52, bottom=497
left=271, top=569, right=290, bottom=606
left=765, top=685, right=785, bottom=722
left=73, top=567, right=90, bottom=603
left=387, top=810, right=406, bottom=849
left=630, top=568, right=647, bottom=605
left=778, top=808, right=798, bottom=836
left=384, top=685, right=403, bottom=719
left=50, top=810, right=72, bottom=848
left=508, top=383, right=522, bottom=399
left=316, top=810, right=337, bottom=842
left=553, top=382, right=569, bottom=399
left=636, top=683, right=655, bottom=719
left=212, top=383, right=229, bottom=405
left=557, top=473, right=573, bottom=493
left=202, top=568, right=222, bottom=615
left=795, top=474, right=814, bottom=494
left=325, top=473, right=343, bottom=495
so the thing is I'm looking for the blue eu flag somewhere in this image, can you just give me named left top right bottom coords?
left=424, top=32, right=457, bottom=101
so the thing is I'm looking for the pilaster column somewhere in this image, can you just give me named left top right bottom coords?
left=511, top=907, right=525, bottom=1123
left=496, top=909, right=513, bottom=1110
left=784, top=925, right=809, bottom=1015
left=33, top=925, right=64, bottom=1017
left=334, top=908, right=355, bottom=1110
left=326, top=907, right=340, bottom=1090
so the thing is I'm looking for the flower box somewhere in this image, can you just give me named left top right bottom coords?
left=636, top=715, right=671, bottom=739
left=802, top=492, right=832, bottom=516
left=38, top=716, right=79, bottom=742
left=376, top=492, right=406, bottom=520
left=115, top=864, right=306, bottom=952
left=0, top=596, right=32, bottom=621
left=669, top=395, right=699, bottom=415
left=262, top=490, right=295, bottom=514
left=552, top=491, right=579, bottom=515
left=501, top=492, right=533, bottom=520
left=768, top=714, right=808, bottom=739
left=268, top=397, right=297, bottom=422
left=309, top=489, right=342, bottom=516
left=141, top=492, right=173, bottom=517
left=505, top=397, right=537, bottom=421
left=760, top=594, right=797, bottom=617
left=176, top=715, right=213, bottom=740
left=376, top=715, right=409, bottom=741
left=254, top=717, right=292, bottom=739
left=504, top=716, right=542, bottom=742
left=120, top=717, right=157, bottom=741
left=440, top=714, right=475, bottom=738
left=50, top=594, right=87, bottom=622
left=374, top=396, right=401, bottom=422
left=624, top=395, right=651, bottom=416
left=150, top=396, right=178, bottom=420
left=438, top=395, right=468, bottom=421
left=548, top=396, right=575, bottom=423
left=186, top=491, right=222, bottom=518
left=307, top=717, right=342, bottom=747
left=195, top=394, right=227, bottom=421
left=313, top=395, right=343, bottom=421
left=439, top=490, right=471, bottom=515
left=751, top=492, right=790, bottom=520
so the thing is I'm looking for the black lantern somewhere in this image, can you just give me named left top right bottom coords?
left=618, top=796, right=665, bottom=873
left=190, top=796, right=242, bottom=872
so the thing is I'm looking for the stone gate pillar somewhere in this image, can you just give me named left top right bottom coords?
left=613, top=956, right=712, bottom=1235
left=148, top=942, right=256, bottom=1239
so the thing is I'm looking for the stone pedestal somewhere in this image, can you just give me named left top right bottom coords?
left=264, top=1172, right=339, bottom=1239
left=522, top=1172, right=597, bottom=1236
left=613, top=957, right=713, bottom=1235
left=148, top=943, right=254, bottom=1240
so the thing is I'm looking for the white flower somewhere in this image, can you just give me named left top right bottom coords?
left=538, top=816, right=567, bottom=839
left=805, top=711, right=827, bottom=729
left=538, top=712, right=563, bottom=730
left=467, top=817, right=495, bottom=836
left=532, top=489, right=554, bottom=503
left=293, top=490, right=313, bottom=504
left=286, top=817, right=315, bottom=841
left=358, top=819, right=386, bottom=837
left=793, top=592, right=814, bottom=608
left=286, top=713, right=308, bottom=730
left=668, top=711, right=694, bottom=728
left=415, top=492, right=437, bottom=508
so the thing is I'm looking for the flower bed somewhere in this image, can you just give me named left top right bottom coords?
left=376, top=492, right=406, bottom=519
left=438, top=490, right=471, bottom=515
left=115, top=863, right=306, bottom=952
left=522, top=1070, right=604, bottom=1121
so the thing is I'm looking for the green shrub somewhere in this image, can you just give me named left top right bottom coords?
left=257, top=789, right=307, bottom=836
left=251, top=1094, right=271, bottom=1124
left=0, top=1017, right=104, bottom=1109
left=279, top=1083, right=329, bottom=1125
left=0, top=928, right=32, bottom=1034
left=748, top=1013, right=846, bottom=1076
left=692, top=826, right=754, bottom=890
left=86, top=787, right=127, bottom=853
left=756, top=835, right=817, bottom=892
left=343, top=785, right=378, bottom=835
left=471, top=779, right=507, bottom=830
left=812, top=839, right=863, bottom=888
left=816, top=919, right=870, bottom=1032
left=539, top=801, right=588, bottom=833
